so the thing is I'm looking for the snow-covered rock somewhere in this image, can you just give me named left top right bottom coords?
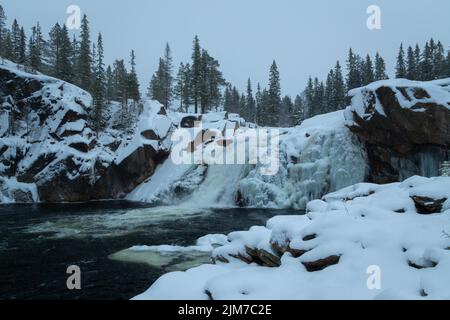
left=0, top=60, right=172, bottom=203
left=345, top=78, right=450, bottom=183
left=135, top=176, right=450, bottom=300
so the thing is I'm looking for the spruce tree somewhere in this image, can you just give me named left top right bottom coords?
left=267, top=60, right=281, bottom=126
left=3, top=30, right=13, bottom=62
left=191, top=36, right=202, bottom=113
left=304, top=77, right=314, bottom=118
left=293, top=95, right=304, bottom=125
left=362, top=54, right=374, bottom=85
left=333, top=61, right=346, bottom=110
left=128, top=49, right=140, bottom=102
left=246, top=78, right=256, bottom=123
left=105, top=65, right=114, bottom=102
left=28, top=23, right=44, bottom=71
left=148, top=58, right=166, bottom=105
left=420, top=41, right=433, bottom=81
left=346, top=48, right=362, bottom=90
left=374, top=52, right=388, bottom=81
left=91, top=33, right=106, bottom=134
left=324, top=69, right=334, bottom=113
left=406, top=46, right=416, bottom=80
left=77, top=15, right=92, bottom=91
left=280, top=95, right=294, bottom=127
left=162, top=43, right=173, bottom=108
left=175, top=62, right=187, bottom=111
left=414, top=44, right=421, bottom=80
left=0, top=5, right=6, bottom=58
left=18, top=27, right=26, bottom=65
left=395, top=44, right=407, bottom=78
left=433, top=41, right=446, bottom=79
left=11, top=19, right=21, bottom=62
left=255, top=83, right=262, bottom=125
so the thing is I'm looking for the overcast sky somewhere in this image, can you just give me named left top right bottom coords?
left=2, top=0, right=450, bottom=96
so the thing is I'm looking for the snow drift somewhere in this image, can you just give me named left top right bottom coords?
left=135, top=176, right=450, bottom=300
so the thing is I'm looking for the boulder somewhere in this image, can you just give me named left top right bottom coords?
left=302, top=255, right=341, bottom=272
left=411, top=196, right=446, bottom=214
left=346, top=79, right=450, bottom=183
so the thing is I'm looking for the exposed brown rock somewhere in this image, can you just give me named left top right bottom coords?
left=411, top=196, right=446, bottom=214
left=347, top=84, right=450, bottom=183
left=302, top=255, right=341, bottom=272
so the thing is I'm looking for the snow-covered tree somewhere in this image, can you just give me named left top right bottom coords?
left=395, top=43, right=407, bottom=78
left=441, top=161, right=450, bottom=177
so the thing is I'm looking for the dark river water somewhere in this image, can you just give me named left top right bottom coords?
left=0, top=201, right=297, bottom=300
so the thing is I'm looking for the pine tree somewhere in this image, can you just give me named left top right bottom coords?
left=374, top=52, right=388, bottom=81
left=304, top=77, right=314, bottom=119
left=441, top=161, right=450, bottom=177
left=10, top=19, right=21, bottom=62
left=395, top=44, right=407, bottom=78
left=105, top=65, right=114, bottom=102
left=433, top=41, right=446, bottom=79
left=28, top=23, right=44, bottom=71
left=128, top=49, right=140, bottom=102
left=420, top=41, right=433, bottom=81
left=414, top=44, right=422, bottom=80
left=47, top=23, right=73, bottom=81
left=324, top=69, right=334, bottom=113
left=293, top=95, right=304, bottom=125
left=346, top=48, right=362, bottom=90
left=267, top=60, right=281, bottom=126
left=245, top=78, right=256, bottom=123
left=255, top=83, right=262, bottom=125
left=2, top=30, right=13, bottom=62
left=333, top=61, right=346, bottom=110
left=0, top=5, right=6, bottom=58
left=361, top=54, right=375, bottom=86
left=174, top=63, right=192, bottom=112
left=191, top=36, right=202, bottom=113
left=447, top=50, right=450, bottom=78
left=18, top=27, right=26, bottom=65
left=77, top=15, right=92, bottom=91
left=148, top=58, right=166, bottom=105
left=162, top=43, right=173, bottom=108
left=198, top=49, right=225, bottom=113
left=280, top=95, right=294, bottom=127
left=91, top=33, right=106, bottom=134
left=406, top=46, right=416, bottom=80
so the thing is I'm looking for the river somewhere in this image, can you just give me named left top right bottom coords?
left=0, top=201, right=297, bottom=300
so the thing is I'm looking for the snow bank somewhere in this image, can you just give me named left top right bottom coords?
left=135, top=176, right=450, bottom=300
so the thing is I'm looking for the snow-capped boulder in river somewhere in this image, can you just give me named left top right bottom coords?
left=345, top=78, right=450, bottom=183
left=0, top=60, right=172, bottom=203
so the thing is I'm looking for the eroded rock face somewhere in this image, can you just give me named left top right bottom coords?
left=345, top=79, right=450, bottom=183
left=0, top=61, right=171, bottom=203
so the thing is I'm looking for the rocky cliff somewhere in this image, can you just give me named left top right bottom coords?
left=0, top=60, right=172, bottom=203
left=345, top=78, right=450, bottom=183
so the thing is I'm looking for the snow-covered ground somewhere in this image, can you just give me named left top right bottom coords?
left=134, top=176, right=450, bottom=300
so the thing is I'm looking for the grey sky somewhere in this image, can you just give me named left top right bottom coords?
left=2, top=0, right=450, bottom=96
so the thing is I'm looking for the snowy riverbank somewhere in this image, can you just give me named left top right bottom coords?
left=134, top=176, right=450, bottom=300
